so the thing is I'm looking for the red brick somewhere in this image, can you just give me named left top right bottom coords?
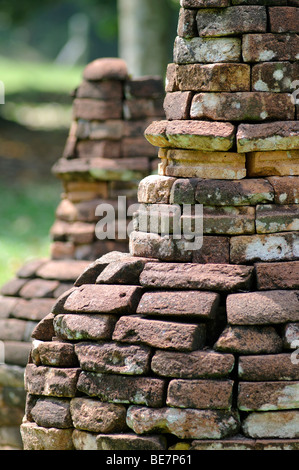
left=242, top=33, right=299, bottom=62
left=83, top=58, right=128, bottom=81
left=163, top=91, right=193, bottom=120
left=76, top=80, right=123, bottom=100
left=269, top=7, right=299, bottom=32
left=192, top=236, right=230, bottom=264
left=255, top=261, right=299, bottom=290
left=73, top=98, right=123, bottom=120
left=177, top=8, right=198, bottom=37
left=252, top=62, right=299, bottom=92
left=238, top=354, right=299, bottom=381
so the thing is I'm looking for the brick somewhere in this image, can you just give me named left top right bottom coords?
left=3, top=341, right=32, bottom=367
left=12, top=298, right=55, bottom=322
left=129, top=231, right=189, bottom=262
left=227, top=290, right=299, bottom=325
left=181, top=0, right=230, bottom=8
left=176, top=63, right=251, bottom=92
left=255, top=261, right=299, bottom=290
left=167, top=379, right=234, bottom=409
left=76, top=119, right=124, bottom=141
left=76, top=79, right=123, bottom=100
left=163, top=149, right=246, bottom=179
left=82, top=58, right=128, bottom=81
left=177, top=8, right=198, bottom=38
left=282, top=322, right=299, bottom=348
left=247, top=151, right=299, bottom=176
left=63, top=284, right=142, bottom=314
left=239, top=354, right=299, bottom=380
left=123, top=98, right=164, bottom=120
left=242, top=33, right=299, bottom=62
left=73, top=98, right=123, bottom=120
left=267, top=176, right=299, bottom=204
left=214, top=326, right=283, bottom=354
left=0, top=278, right=27, bottom=296
left=53, top=314, right=117, bottom=341
left=76, top=140, right=122, bottom=159
left=174, top=36, right=241, bottom=64
left=121, top=136, right=157, bottom=158
left=37, top=260, right=90, bottom=282
left=140, top=262, right=253, bottom=292
left=165, top=64, right=179, bottom=92
left=31, top=313, right=55, bottom=341
left=95, top=257, right=148, bottom=285
left=25, top=364, right=80, bottom=398
left=237, top=121, right=299, bottom=153
left=189, top=439, right=257, bottom=450
left=75, top=342, right=151, bottom=375
left=137, top=290, right=220, bottom=319
left=30, top=397, right=72, bottom=429
left=96, top=434, right=167, bottom=451
left=269, top=7, right=299, bottom=32
left=256, top=204, right=299, bottom=233
left=31, top=341, right=78, bottom=368
left=190, top=92, right=294, bottom=121
left=143, top=120, right=169, bottom=148
left=127, top=406, right=240, bottom=439
left=242, top=411, right=299, bottom=438
left=195, top=178, right=274, bottom=206
left=0, top=296, right=18, bottom=319
left=192, top=236, right=230, bottom=264
left=202, top=206, right=255, bottom=235
left=151, top=350, right=235, bottom=378
left=19, top=279, right=60, bottom=299
left=77, top=371, right=166, bottom=407
left=163, top=91, right=193, bottom=120
left=112, top=316, right=206, bottom=352
left=70, top=398, right=127, bottom=433
left=21, top=422, right=74, bottom=450
left=170, top=178, right=197, bottom=204
left=252, top=62, right=299, bottom=92
left=124, top=77, right=164, bottom=99
left=232, top=0, right=287, bottom=4
left=196, top=6, right=267, bottom=37
left=17, top=259, right=47, bottom=279
left=230, top=232, right=299, bottom=264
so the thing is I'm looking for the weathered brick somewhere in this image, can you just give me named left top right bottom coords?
left=242, top=411, right=299, bottom=438
left=202, top=206, right=255, bottom=235
left=123, top=98, right=164, bottom=120
left=0, top=278, right=27, bottom=296
left=237, top=121, right=299, bottom=153
left=63, top=284, right=142, bottom=314
left=177, top=8, right=198, bottom=38
left=255, top=261, right=299, bottom=290
left=121, top=136, right=157, bottom=158
left=137, top=290, right=220, bottom=319
left=238, top=354, right=299, bottom=381
left=151, top=350, right=235, bottom=378
left=70, top=398, right=127, bottom=433
left=192, top=236, right=230, bottom=264
left=195, top=178, right=274, bottom=206
left=230, top=232, right=299, bottom=264
left=37, top=260, right=90, bottom=282
left=167, top=379, right=234, bottom=410
left=76, top=79, right=123, bottom=100
left=137, top=175, right=176, bottom=204
left=73, top=98, right=122, bottom=120
left=242, top=33, right=299, bottom=62
left=76, top=139, right=122, bottom=159
left=31, top=341, right=78, bottom=368
left=165, top=63, right=179, bottom=92
left=181, top=0, right=230, bottom=7
left=170, top=178, right=197, bottom=204
left=252, top=62, right=299, bottom=92
left=96, top=434, right=167, bottom=451
left=31, top=313, right=55, bottom=341
left=176, top=63, right=251, bottom=92
left=227, top=290, right=299, bottom=325
left=77, top=371, right=166, bottom=407
left=124, top=77, right=164, bottom=99
left=12, top=298, right=55, bottom=322
left=163, top=91, right=193, bottom=120
left=82, top=57, right=128, bottom=81
left=75, top=342, right=151, bottom=375
left=54, top=314, right=117, bottom=341
left=112, top=316, right=206, bottom=351
left=140, top=262, right=254, bottom=292
left=129, top=231, right=189, bottom=262
left=30, top=397, right=72, bottom=429
left=25, top=364, right=80, bottom=398
left=256, top=204, right=299, bottom=233
left=174, top=36, right=241, bottom=64
left=282, top=322, right=299, bottom=348
left=127, top=406, right=240, bottom=439
left=76, top=119, right=124, bottom=141
left=267, top=176, right=299, bottom=204
left=21, top=422, right=74, bottom=450
left=19, top=279, right=60, bottom=299
left=164, top=148, right=246, bottom=179
left=190, top=92, right=294, bottom=121
left=196, top=6, right=267, bottom=37
left=247, top=151, right=299, bottom=176
left=269, top=7, right=299, bottom=32
left=214, top=326, right=283, bottom=354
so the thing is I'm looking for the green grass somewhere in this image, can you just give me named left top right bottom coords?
left=0, top=55, right=83, bottom=96
left=0, top=181, right=61, bottom=286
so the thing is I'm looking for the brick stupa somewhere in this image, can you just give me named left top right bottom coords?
left=21, top=3, right=299, bottom=451
left=0, top=58, right=164, bottom=450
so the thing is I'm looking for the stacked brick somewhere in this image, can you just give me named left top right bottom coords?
left=51, top=57, right=164, bottom=260
left=0, top=58, right=164, bottom=450
left=19, top=3, right=299, bottom=451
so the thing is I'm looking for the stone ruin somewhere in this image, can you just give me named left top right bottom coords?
left=0, top=58, right=164, bottom=450
left=6, top=0, right=299, bottom=451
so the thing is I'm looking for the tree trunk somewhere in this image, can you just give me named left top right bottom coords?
left=117, top=0, right=169, bottom=78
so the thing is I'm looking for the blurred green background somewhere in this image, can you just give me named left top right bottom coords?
left=0, top=0, right=180, bottom=285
